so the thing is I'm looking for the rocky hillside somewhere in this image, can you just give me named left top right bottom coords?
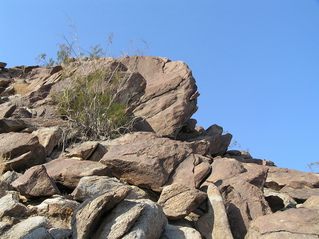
left=0, top=57, right=319, bottom=239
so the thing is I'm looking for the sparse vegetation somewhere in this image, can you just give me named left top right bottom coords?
left=41, top=19, right=147, bottom=141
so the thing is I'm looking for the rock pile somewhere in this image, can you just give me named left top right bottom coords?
left=0, top=57, right=319, bottom=239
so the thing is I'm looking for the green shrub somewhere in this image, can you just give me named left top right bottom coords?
left=53, top=65, right=133, bottom=140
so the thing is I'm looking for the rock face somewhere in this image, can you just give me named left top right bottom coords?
left=0, top=57, right=319, bottom=239
left=122, top=56, right=198, bottom=138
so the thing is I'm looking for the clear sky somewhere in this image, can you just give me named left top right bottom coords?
left=1, top=1, right=319, bottom=172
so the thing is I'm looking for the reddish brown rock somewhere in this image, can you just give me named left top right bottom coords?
left=206, top=157, right=246, bottom=184
left=245, top=208, right=319, bottom=239
left=0, top=132, right=45, bottom=172
left=100, top=132, right=191, bottom=191
left=11, top=165, right=60, bottom=197
left=158, top=183, right=207, bottom=220
left=189, top=124, right=232, bottom=156
left=44, top=158, right=111, bottom=189
left=266, top=167, right=319, bottom=188
left=32, top=126, right=63, bottom=156
left=66, top=141, right=99, bottom=160
left=220, top=180, right=272, bottom=239
left=122, top=56, right=198, bottom=138
left=0, top=118, right=30, bottom=133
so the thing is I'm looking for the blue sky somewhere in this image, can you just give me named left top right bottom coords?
left=1, top=1, right=319, bottom=172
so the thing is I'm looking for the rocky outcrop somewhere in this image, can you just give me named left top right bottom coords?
left=0, top=58, right=319, bottom=239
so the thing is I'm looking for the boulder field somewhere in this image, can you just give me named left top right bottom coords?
left=0, top=57, right=319, bottom=239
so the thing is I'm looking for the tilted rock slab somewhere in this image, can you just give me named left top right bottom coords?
left=197, top=183, right=233, bottom=239
left=158, top=183, right=207, bottom=220
left=72, top=186, right=131, bottom=239
left=92, top=199, right=167, bottom=239
left=0, top=132, right=45, bottom=172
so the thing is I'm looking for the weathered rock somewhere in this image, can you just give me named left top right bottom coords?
left=188, top=124, right=232, bottom=156
left=0, top=132, right=45, bottom=172
left=0, top=191, right=29, bottom=220
left=32, top=126, right=62, bottom=156
left=33, top=196, right=80, bottom=228
left=197, top=183, right=233, bottom=239
left=122, top=56, right=198, bottom=138
left=158, top=183, right=207, bottom=220
left=194, top=157, right=212, bottom=188
left=302, top=195, right=319, bottom=210
left=0, top=103, right=16, bottom=118
left=92, top=199, right=167, bottom=239
left=160, top=224, right=202, bottom=239
left=2, top=216, right=51, bottom=239
left=245, top=208, right=319, bottom=239
left=100, top=132, right=191, bottom=191
left=166, top=154, right=211, bottom=189
left=66, top=141, right=99, bottom=160
left=238, top=163, right=269, bottom=189
left=280, top=185, right=319, bottom=202
left=206, top=157, right=246, bottom=184
left=0, top=118, right=30, bottom=133
left=44, top=158, right=111, bottom=188
left=0, top=171, right=21, bottom=191
left=11, top=165, right=60, bottom=197
left=264, top=188, right=297, bottom=212
left=11, top=107, right=33, bottom=118
left=220, top=180, right=272, bottom=239
left=266, top=167, right=319, bottom=188
left=71, top=176, right=130, bottom=201
left=87, top=143, right=107, bottom=161
left=71, top=186, right=131, bottom=239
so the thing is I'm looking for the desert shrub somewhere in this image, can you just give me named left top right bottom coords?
left=39, top=18, right=147, bottom=141
left=52, top=62, right=135, bottom=140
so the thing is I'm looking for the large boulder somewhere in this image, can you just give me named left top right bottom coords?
left=71, top=176, right=147, bottom=202
left=0, top=132, right=45, bottom=172
left=265, top=167, right=319, bottom=189
left=100, top=132, right=191, bottom=191
left=44, top=158, right=111, bottom=189
left=121, top=56, right=198, bottom=138
left=245, top=208, right=319, bottom=239
left=158, top=183, right=207, bottom=220
left=220, top=180, right=272, bottom=239
left=11, top=165, right=60, bottom=197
